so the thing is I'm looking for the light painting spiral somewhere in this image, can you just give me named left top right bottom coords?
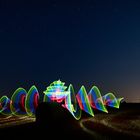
left=0, top=80, right=123, bottom=120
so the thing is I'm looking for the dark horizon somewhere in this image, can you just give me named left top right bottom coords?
left=0, top=0, right=140, bottom=103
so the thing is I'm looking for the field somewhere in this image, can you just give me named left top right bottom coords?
left=0, top=103, right=139, bottom=140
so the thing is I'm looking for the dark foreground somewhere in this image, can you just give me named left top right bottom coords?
left=0, top=103, right=139, bottom=140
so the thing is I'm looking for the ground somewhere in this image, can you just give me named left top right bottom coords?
left=0, top=103, right=139, bottom=140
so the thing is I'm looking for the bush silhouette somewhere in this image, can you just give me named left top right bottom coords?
left=35, top=102, right=76, bottom=130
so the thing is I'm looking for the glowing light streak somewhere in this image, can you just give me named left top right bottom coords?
left=0, top=80, right=123, bottom=120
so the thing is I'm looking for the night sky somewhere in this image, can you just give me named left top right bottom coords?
left=0, top=0, right=140, bottom=102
